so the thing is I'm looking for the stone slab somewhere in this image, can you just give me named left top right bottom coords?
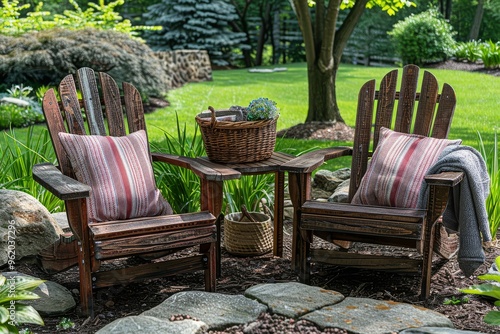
left=245, top=282, right=344, bottom=318
left=96, top=315, right=206, bottom=334
left=400, top=327, right=484, bottom=334
left=301, top=297, right=454, bottom=334
left=142, top=291, right=267, bottom=330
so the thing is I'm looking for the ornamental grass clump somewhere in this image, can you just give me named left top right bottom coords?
left=246, top=98, right=278, bottom=121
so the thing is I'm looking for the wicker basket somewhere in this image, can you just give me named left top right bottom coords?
left=224, top=212, right=273, bottom=256
left=195, top=106, right=278, bottom=163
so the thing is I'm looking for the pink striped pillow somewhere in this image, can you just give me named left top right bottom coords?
left=351, top=127, right=461, bottom=208
left=58, top=130, right=172, bottom=222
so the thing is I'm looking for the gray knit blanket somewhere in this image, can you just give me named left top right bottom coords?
left=418, top=145, right=491, bottom=277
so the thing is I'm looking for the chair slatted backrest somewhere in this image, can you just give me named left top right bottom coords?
left=43, top=67, right=147, bottom=177
left=348, top=64, right=457, bottom=200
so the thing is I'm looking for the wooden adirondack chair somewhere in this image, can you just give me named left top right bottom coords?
left=281, top=64, right=463, bottom=299
left=32, top=67, right=240, bottom=316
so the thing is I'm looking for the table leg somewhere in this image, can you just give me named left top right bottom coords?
left=273, top=171, right=285, bottom=257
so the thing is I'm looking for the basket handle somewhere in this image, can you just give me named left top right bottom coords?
left=208, top=106, right=217, bottom=128
left=239, top=204, right=257, bottom=222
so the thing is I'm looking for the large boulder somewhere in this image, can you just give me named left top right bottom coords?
left=0, top=190, right=63, bottom=266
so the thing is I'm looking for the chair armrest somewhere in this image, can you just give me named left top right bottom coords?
left=151, top=153, right=241, bottom=181
left=424, top=171, right=464, bottom=187
left=280, top=147, right=353, bottom=173
left=32, top=163, right=91, bottom=200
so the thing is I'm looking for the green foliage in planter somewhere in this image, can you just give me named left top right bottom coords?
left=0, top=29, right=168, bottom=97
left=460, top=255, right=500, bottom=325
left=0, top=274, right=45, bottom=333
left=477, top=130, right=500, bottom=239
left=389, top=8, right=456, bottom=66
left=246, top=98, right=279, bottom=121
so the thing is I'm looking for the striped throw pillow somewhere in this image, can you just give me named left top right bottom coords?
left=351, top=127, right=461, bottom=208
left=58, top=130, right=172, bottom=222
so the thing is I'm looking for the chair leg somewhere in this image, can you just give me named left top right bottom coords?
left=297, top=215, right=311, bottom=284
left=420, top=223, right=437, bottom=300
left=216, top=214, right=223, bottom=279
left=204, top=242, right=217, bottom=292
left=77, top=241, right=94, bottom=317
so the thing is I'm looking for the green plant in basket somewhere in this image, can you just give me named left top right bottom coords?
left=246, top=98, right=278, bottom=121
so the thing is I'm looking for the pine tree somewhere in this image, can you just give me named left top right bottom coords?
left=144, top=0, right=247, bottom=66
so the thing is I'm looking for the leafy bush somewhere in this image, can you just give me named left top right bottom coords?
left=0, top=29, right=168, bottom=97
left=0, top=85, right=44, bottom=130
left=479, top=41, right=500, bottom=69
left=389, top=9, right=456, bottom=65
left=0, top=0, right=159, bottom=39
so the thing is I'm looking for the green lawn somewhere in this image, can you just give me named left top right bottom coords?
left=146, top=62, right=499, bottom=169
left=9, top=62, right=500, bottom=163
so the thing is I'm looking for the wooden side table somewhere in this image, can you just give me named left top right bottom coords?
left=199, top=152, right=295, bottom=257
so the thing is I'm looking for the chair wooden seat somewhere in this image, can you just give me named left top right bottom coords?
left=282, top=64, right=463, bottom=300
left=301, top=202, right=426, bottom=240
left=90, top=211, right=216, bottom=241
left=90, top=211, right=216, bottom=260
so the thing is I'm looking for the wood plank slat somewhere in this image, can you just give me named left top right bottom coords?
left=424, top=171, right=463, bottom=187
left=301, top=201, right=426, bottom=222
left=280, top=147, right=352, bottom=174
left=32, top=163, right=91, bottom=200
left=99, top=72, right=126, bottom=136
left=153, top=153, right=241, bottom=181
left=123, top=82, right=146, bottom=133
left=94, top=227, right=216, bottom=259
left=77, top=68, right=107, bottom=135
left=301, top=215, right=422, bottom=239
left=90, top=211, right=215, bottom=240
left=310, top=249, right=421, bottom=272
left=431, top=83, right=456, bottom=139
left=349, top=80, right=376, bottom=199
left=41, top=89, right=73, bottom=174
left=58, top=74, right=86, bottom=135
left=395, top=64, right=419, bottom=133
left=413, top=71, right=439, bottom=136
left=373, top=69, right=398, bottom=148
left=93, top=255, right=208, bottom=288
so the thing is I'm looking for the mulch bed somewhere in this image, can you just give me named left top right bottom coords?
left=17, top=220, right=500, bottom=333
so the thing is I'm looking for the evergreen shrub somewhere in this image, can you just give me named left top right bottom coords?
left=144, top=0, right=247, bottom=66
left=0, top=28, right=168, bottom=97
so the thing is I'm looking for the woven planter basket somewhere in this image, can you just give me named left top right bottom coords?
left=195, top=106, right=278, bottom=163
left=224, top=212, right=273, bottom=256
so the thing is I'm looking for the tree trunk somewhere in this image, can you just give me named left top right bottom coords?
left=306, top=62, right=344, bottom=122
left=293, top=0, right=368, bottom=123
left=469, top=0, right=485, bottom=41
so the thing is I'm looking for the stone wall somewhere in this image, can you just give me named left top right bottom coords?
left=155, top=50, right=212, bottom=90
